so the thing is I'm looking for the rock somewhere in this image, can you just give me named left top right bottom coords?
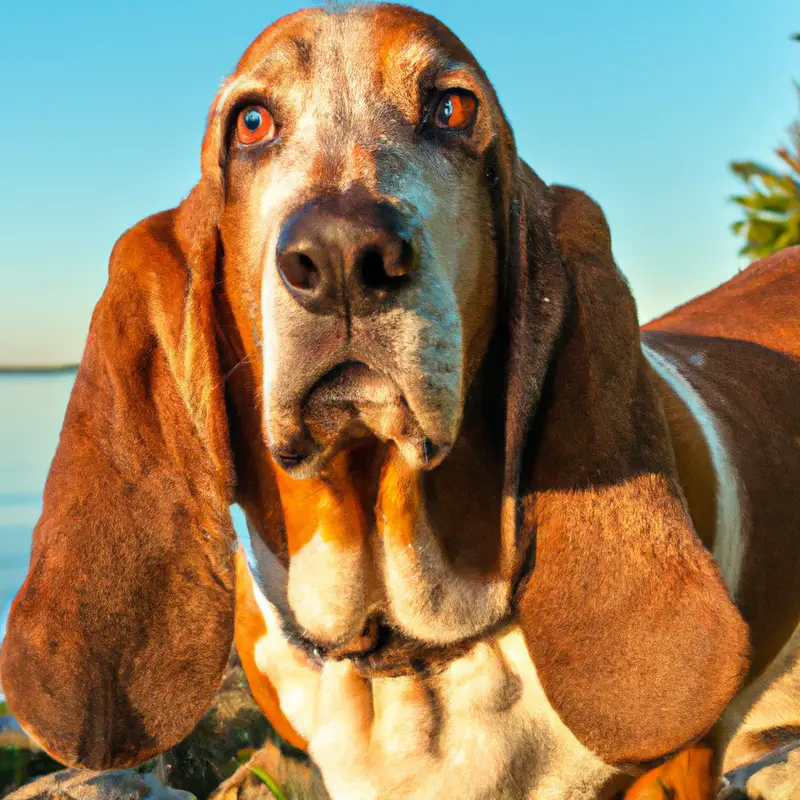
left=3, top=769, right=195, bottom=800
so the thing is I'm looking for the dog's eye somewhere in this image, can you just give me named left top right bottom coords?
left=236, top=105, right=277, bottom=145
left=433, top=91, right=478, bottom=131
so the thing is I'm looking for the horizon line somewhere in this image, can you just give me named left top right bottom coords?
left=0, top=364, right=79, bottom=375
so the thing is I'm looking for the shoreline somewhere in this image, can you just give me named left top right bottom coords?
left=0, top=365, right=78, bottom=375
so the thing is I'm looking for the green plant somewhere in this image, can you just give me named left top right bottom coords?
left=730, top=36, right=800, bottom=260
left=249, top=765, right=290, bottom=800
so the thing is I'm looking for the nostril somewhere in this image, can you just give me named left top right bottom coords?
left=359, top=241, right=413, bottom=291
left=279, top=251, right=321, bottom=291
left=360, top=249, right=389, bottom=290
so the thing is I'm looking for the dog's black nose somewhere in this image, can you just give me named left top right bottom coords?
left=275, top=193, right=415, bottom=314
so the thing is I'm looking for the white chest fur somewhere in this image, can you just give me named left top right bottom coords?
left=245, top=542, right=618, bottom=800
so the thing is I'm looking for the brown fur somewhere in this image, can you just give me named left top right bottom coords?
left=643, top=249, right=800, bottom=783
left=0, top=202, right=237, bottom=768
left=645, top=331, right=800, bottom=676
left=644, top=248, right=800, bottom=680
left=514, top=186, right=748, bottom=764
left=0, top=4, right=761, bottom=788
left=620, top=246, right=800, bottom=794
left=645, top=367, right=718, bottom=551
left=645, top=245, right=800, bottom=358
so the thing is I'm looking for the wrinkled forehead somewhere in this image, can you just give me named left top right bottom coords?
left=222, top=5, right=483, bottom=122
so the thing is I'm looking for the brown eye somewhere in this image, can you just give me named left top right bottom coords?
left=433, top=91, right=478, bottom=131
left=236, top=105, right=277, bottom=144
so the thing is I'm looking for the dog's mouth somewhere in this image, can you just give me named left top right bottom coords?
left=289, top=616, right=479, bottom=679
left=306, top=360, right=403, bottom=417
left=271, top=360, right=451, bottom=475
left=262, top=360, right=468, bottom=672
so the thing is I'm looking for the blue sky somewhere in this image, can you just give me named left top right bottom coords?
left=0, top=0, right=797, bottom=365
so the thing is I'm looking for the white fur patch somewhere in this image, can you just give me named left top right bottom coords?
left=288, top=531, right=373, bottom=644
left=643, top=344, right=747, bottom=598
left=248, top=560, right=321, bottom=740
left=248, top=524, right=291, bottom=616
left=244, top=542, right=618, bottom=798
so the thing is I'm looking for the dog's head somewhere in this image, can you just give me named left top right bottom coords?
left=1, top=4, right=748, bottom=775
left=208, top=5, right=512, bottom=476
left=205, top=5, right=531, bottom=659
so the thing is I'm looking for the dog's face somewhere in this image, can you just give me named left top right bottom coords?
left=206, top=6, right=518, bottom=658
left=214, top=6, right=504, bottom=478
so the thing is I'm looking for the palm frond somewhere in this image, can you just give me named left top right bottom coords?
left=730, top=66, right=800, bottom=260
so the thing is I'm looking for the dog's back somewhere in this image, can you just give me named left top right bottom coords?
left=642, top=245, right=800, bottom=775
left=645, top=244, right=800, bottom=358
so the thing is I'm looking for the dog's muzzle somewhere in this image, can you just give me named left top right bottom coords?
left=265, top=191, right=458, bottom=476
left=275, top=192, right=415, bottom=316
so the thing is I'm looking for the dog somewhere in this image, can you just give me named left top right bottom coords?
left=3, top=5, right=800, bottom=798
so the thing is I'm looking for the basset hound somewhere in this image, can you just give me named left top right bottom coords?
left=2, top=5, right=800, bottom=799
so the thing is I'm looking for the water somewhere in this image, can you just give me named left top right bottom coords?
left=0, top=372, right=75, bottom=634
left=0, top=372, right=252, bottom=691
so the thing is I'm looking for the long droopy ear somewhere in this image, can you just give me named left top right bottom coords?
left=0, top=179, right=237, bottom=770
left=508, top=174, right=750, bottom=764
